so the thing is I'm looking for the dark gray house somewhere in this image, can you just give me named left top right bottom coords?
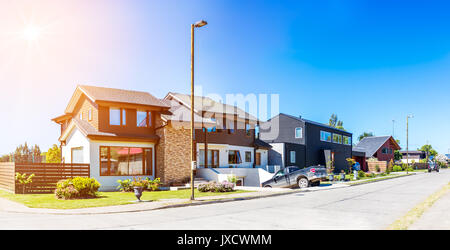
left=259, top=113, right=353, bottom=173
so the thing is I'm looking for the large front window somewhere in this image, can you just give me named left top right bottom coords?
left=100, top=146, right=152, bottom=176
left=228, top=150, right=242, bottom=164
left=199, top=149, right=219, bottom=167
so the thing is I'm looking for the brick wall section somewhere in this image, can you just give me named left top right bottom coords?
left=155, top=118, right=191, bottom=185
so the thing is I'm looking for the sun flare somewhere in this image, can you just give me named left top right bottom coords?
left=22, top=25, right=42, bottom=41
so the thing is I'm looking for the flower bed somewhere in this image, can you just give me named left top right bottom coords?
left=198, top=181, right=235, bottom=193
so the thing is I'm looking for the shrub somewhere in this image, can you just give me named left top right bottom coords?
left=358, top=170, right=365, bottom=178
left=198, top=181, right=234, bottom=193
left=147, top=178, right=161, bottom=191
left=55, top=177, right=100, bottom=200
left=393, top=165, right=403, bottom=172
left=117, top=179, right=133, bottom=192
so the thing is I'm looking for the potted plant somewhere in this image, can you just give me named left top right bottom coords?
left=131, top=177, right=145, bottom=201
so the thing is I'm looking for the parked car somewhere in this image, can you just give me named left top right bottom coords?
left=261, top=166, right=327, bottom=189
left=428, top=162, right=440, bottom=173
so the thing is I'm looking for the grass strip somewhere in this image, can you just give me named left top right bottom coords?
left=387, top=182, right=450, bottom=230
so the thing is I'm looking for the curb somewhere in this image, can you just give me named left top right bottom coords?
left=346, top=173, right=416, bottom=186
left=0, top=173, right=418, bottom=215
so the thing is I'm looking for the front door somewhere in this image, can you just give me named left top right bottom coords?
left=255, top=152, right=261, bottom=166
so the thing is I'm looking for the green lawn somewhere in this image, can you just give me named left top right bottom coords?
left=0, top=189, right=250, bottom=210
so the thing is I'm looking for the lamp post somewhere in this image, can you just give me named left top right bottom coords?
left=190, top=20, right=208, bottom=201
left=406, top=114, right=414, bottom=174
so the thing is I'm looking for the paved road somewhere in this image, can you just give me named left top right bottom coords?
left=0, top=170, right=449, bottom=230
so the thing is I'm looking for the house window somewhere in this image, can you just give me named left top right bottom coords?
left=198, top=149, right=219, bottom=167
left=333, top=134, right=342, bottom=144
left=320, top=131, right=332, bottom=142
left=100, top=146, right=152, bottom=176
left=295, top=127, right=303, bottom=138
left=71, top=147, right=83, bottom=163
left=79, top=112, right=83, bottom=120
left=110, top=107, right=126, bottom=126
left=228, top=120, right=235, bottom=134
left=382, top=148, right=389, bottom=154
left=245, top=123, right=251, bottom=136
left=290, top=151, right=296, bottom=164
left=245, top=151, right=252, bottom=162
left=343, top=136, right=351, bottom=145
left=88, top=109, right=92, bottom=121
left=228, top=150, right=242, bottom=164
left=137, top=111, right=151, bottom=127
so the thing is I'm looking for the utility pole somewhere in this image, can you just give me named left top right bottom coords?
left=406, top=114, right=414, bottom=174
left=190, top=20, right=208, bottom=201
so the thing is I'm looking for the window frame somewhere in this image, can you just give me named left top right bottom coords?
left=295, top=127, right=303, bottom=139
left=109, top=107, right=126, bottom=126
left=71, top=147, right=84, bottom=164
left=228, top=150, right=242, bottom=164
left=199, top=149, right=220, bottom=167
left=290, top=151, right=296, bottom=164
left=99, top=146, right=153, bottom=176
left=320, top=131, right=332, bottom=142
left=245, top=151, right=252, bottom=163
left=88, top=109, right=92, bottom=121
left=137, top=110, right=152, bottom=128
left=332, top=133, right=343, bottom=144
left=343, top=135, right=351, bottom=145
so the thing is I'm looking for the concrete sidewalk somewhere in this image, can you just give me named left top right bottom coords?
left=0, top=183, right=348, bottom=215
left=409, top=188, right=450, bottom=230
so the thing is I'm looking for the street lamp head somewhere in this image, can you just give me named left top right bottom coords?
left=194, top=20, right=208, bottom=28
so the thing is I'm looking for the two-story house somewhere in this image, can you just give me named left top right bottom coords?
left=52, top=86, right=270, bottom=189
left=52, top=85, right=171, bottom=190
left=259, top=113, right=353, bottom=173
left=162, top=92, right=270, bottom=169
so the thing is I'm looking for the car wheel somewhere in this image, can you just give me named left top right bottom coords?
left=264, top=185, right=272, bottom=188
left=297, top=178, right=309, bottom=189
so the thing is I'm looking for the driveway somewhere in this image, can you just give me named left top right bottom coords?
left=0, top=170, right=448, bottom=229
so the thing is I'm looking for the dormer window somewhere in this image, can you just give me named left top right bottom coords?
left=110, top=107, right=126, bottom=126
left=137, top=111, right=151, bottom=127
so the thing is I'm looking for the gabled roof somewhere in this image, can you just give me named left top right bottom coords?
left=164, top=92, right=258, bottom=122
left=64, top=85, right=169, bottom=114
left=355, top=136, right=401, bottom=157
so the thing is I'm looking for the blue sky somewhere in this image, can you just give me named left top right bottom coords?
left=0, top=0, right=449, bottom=155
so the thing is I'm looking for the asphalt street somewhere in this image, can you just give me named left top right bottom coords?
left=0, top=170, right=449, bottom=229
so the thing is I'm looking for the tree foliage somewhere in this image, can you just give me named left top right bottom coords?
left=13, top=142, right=42, bottom=163
left=358, top=132, right=374, bottom=141
left=329, top=114, right=345, bottom=130
left=46, top=144, right=61, bottom=163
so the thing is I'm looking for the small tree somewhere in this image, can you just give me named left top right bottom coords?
left=15, top=173, right=35, bottom=194
left=346, top=158, right=356, bottom=173
left=46, top=144, right=61, bottom=163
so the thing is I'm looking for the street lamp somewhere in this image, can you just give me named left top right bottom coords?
left=406, top=114, right=414, bottom=174
left=190, top=20, right=208, bottom=201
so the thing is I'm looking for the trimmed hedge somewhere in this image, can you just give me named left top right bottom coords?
left=55, top=177, right=100, bottom=200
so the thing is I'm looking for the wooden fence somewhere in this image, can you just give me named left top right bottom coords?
left=0, top=163, right=90, bottom=194
left=0, top=163, right=15, bottom=192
